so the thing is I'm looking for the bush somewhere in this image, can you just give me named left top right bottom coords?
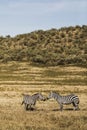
left=0, top=25, right=87, bottom=66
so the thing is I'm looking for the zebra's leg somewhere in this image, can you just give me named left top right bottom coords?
left=75, top=104, right=80, bottom=110
left=30, top=105, right=35, bottom=110
left=32, top=105, right=36, bottom=110
left=28, top=104, right=33, bottom=110
left=29, top=105, right=32, bottom=110
left=59, top=104, right=63, bottom=111
left=72, top=102, right=76, bottom=110
left=25, top=104, right=28, bottom=110
left=72, top=102, right=79, bottom=110
left=21, top=101, right=24, bottom=105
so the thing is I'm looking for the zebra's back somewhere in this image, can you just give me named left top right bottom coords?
left=57, top=94, right=79, bottom=105
left=23, top=95, right=36, bottom=105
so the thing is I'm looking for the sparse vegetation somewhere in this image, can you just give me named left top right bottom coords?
left=0, top=25, right=87, bottom=66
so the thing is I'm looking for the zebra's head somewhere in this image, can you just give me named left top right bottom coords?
left=36, top=93, right=45, bottom=101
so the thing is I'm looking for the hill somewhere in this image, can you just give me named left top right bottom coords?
left=0, top=25, right=87, bottom=66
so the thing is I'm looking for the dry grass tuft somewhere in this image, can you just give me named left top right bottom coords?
left=0, top=62, right=87, bottom=130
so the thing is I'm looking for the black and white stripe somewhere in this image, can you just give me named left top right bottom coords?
left=22, top=93, right=45, bottom=110
left=48, top=91, right=80, bottom=111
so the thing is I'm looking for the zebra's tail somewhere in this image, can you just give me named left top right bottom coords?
left=75, top=96, right=80, bottom=104
left=21, top=101, right=24, bottom=105
left=77, top=98, right=80, bottom=104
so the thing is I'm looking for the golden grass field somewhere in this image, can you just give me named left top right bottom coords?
left=0, top=62, right=87, bottom=130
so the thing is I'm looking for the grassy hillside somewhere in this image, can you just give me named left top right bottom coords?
left=0, top=25, right=87, bottom=66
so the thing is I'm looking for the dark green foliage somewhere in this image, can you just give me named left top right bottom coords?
left=0, top=25, right=87, bottom=66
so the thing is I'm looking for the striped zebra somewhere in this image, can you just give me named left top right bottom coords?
left=48, top=91, right=80, bottom=111
left=22, top=93, right=45, bottom=110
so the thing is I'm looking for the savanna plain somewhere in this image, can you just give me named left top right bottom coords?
left=0, top=62, right=87, bottom=130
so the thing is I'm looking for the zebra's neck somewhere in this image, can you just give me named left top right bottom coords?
left=53, top=93, right=60, bottom=100
left=32, top=94, right=39, bottom=100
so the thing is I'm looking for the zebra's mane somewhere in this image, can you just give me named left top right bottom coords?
left=22, top=94, right=30, bottom=96
left=32, top=93, right=39, bottom=96
left=51, top=92, right=60, bottom=99
left=53, top=92, right=75, bottom=97
left=52, top=91, right=60, bottom=96
left=32, top=93, right=40, bottom=96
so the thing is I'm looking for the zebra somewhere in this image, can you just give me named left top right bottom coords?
left=21, top=93, right=45, bottom=110
left=48, top=91, right=80, bottom=111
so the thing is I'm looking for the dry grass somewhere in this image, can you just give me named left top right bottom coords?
left=0, top=62, right=87, bottom=130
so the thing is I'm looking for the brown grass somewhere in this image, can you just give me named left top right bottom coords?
left=0, top=62, right=87, bottom=130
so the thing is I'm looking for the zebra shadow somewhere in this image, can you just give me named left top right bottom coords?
left=52, top=109, right=59, bottom=111
left=26, top=108, right=45, bottom=111
left=52, top=108, right=75, bottom=111
left=26, top=107, right=35, bottom=111
left=64, top=108, right=74, bottom=111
